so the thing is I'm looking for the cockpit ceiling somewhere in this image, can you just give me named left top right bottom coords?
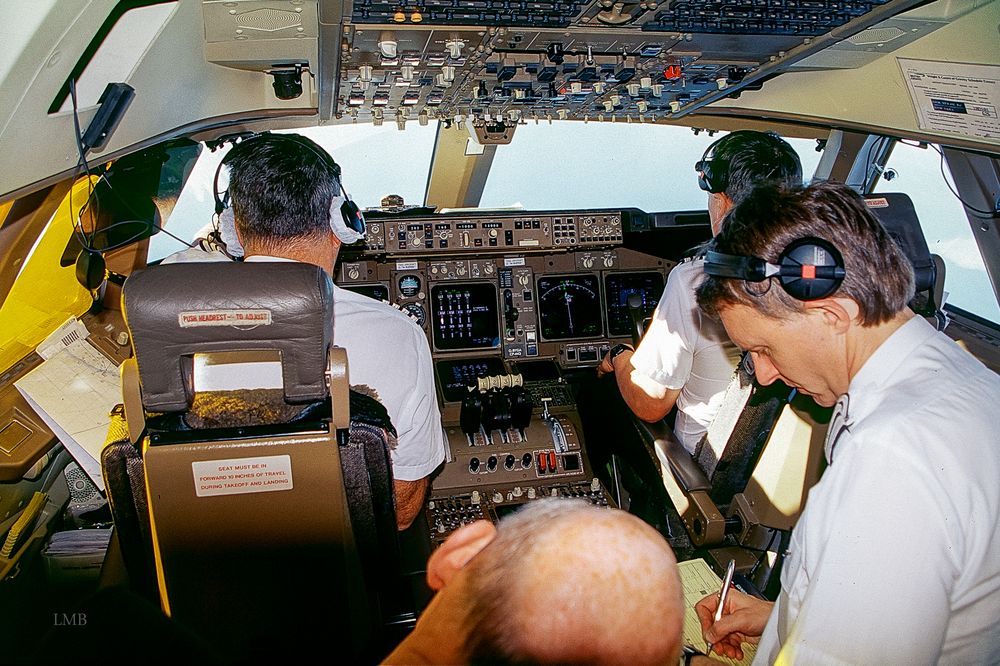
left=2, top=0, right=998, bottom=200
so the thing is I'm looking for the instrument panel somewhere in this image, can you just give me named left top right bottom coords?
left=361, top=208, right=638, bottom=254
left=339, top=243, right=670, bottom=377
left=336, top=207, right=685, bottom=543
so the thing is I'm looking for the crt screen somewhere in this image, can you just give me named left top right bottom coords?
left=604, top=272, right=664, bottom=337
left=342, top=283, right=390, bottom=302
left=431, top=283, right=500, bottom=351
left=536, top=274, right=603, bottom=340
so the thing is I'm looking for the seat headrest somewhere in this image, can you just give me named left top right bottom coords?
left=864, top=193, right=936, bottom=294
left=122, top=262, right=333, bottom=413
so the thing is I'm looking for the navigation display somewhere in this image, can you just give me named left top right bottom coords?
left=431, top=283, right=500, bottom=351
left=536, top=274, right=603, bottom=340
left=605, top=272, right=664, bottom=337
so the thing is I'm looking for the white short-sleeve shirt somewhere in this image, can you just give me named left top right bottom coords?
left=329, top=284, right=446, bottom=481
left=754, top=315, right=1000, bottom=664
left=628, top=258, right=740, bottom=452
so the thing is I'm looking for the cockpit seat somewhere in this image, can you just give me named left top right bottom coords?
left=102, top=262, right=400, bottom=662
left=864, top=192, right=948, bottom=329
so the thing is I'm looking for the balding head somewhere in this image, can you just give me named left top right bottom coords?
left=387, top=499, right=683, bottom=665
left=464, top=500, right=683, bottom=665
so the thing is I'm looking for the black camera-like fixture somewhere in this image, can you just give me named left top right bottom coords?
left=268, top=63, right=307, bottom=100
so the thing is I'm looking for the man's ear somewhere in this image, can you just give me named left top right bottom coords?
left=804, top=296, right=859, bottom=334
left=426, top=520, right=497, bottom=591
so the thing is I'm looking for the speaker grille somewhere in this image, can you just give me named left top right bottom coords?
left=236, top=8, right=303, bottom=33
left=847, top=26, right=907, bottom=45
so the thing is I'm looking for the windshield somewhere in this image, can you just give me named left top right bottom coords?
left=481, top=123, right=823, bottom=211
left=150, top=122, right=824, bottom=262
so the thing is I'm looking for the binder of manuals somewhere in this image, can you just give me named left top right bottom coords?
left=679, top=558, right=758, bottom=666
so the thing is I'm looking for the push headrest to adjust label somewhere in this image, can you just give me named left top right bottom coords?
left=178, top=310, right=272, bottom=327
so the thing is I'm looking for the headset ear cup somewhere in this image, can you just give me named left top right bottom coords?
left=218, top=206, right=245, bottom=257
left=697, top=170, right=712, bottom=193
left=341, top=198, right=364, bottom=234
left=328, top=194, right=364, bottom=244
left=777, top=237, right=846, bottom=300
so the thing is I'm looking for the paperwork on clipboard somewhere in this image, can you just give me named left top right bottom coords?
left=679, top=558, right=758, bottom=666
left=14, top=318, right=121, bottom=492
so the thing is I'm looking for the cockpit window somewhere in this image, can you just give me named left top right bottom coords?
left=874, top=141, right=1000, bottom=325
left=479, top=123, right=825, bottom=211
left=147, top=124, right=439, bottom=263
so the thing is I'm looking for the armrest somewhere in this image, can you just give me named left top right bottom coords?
left=633, top=418, right=726, bottom=547
left=638, top=419, right=711, bottom=493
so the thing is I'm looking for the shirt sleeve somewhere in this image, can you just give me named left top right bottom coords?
left=776, top=425, right=958, bottom=664
left=388, top=324, right=446, bottom=481
left=628, top=263, right=700, bottom=390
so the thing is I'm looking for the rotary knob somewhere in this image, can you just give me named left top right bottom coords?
left=347, top=266, right=360, bottom=280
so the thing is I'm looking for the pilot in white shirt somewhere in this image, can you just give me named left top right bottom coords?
left=694, top=181, right=1000, bottom=665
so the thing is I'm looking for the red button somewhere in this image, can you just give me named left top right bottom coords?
left=537, top=452, right=547, bottom=472
left=548, top=451, right=557, bottom=471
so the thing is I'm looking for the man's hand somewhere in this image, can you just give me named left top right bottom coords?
left=694, top=588, right=772, bottom=661
left=597, top=345, right=632, bottom=378
left=596, top=350, right=617, bottom=378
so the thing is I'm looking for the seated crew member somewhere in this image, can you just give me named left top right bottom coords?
left=218, top=133, right=445, bottom=530
left=691, top=181, right=1000, bottom=664
left=383, top=499, right=685, bottom=665
left=598, top=131, right=802, bottom=452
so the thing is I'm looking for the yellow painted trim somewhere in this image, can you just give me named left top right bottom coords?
left=0, top=177, right=95, bottom=370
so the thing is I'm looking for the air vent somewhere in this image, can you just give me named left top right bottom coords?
left=235, top=8, right=303, bottom=33
left=847, top=26, right=907, bottom=45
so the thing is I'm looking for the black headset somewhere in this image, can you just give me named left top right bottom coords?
left=695, top=137, right=730, bottom=194
left=212, top=132, right=365, bottom=239
left=695, top=130, right=794, bottom=194
left=704, top=237, right=847, bottom=301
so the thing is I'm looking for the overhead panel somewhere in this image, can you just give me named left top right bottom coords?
left=336, top=0, right=929, bottom=129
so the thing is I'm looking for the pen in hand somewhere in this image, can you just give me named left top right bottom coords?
left=706, top=559, right=736, bottom=656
